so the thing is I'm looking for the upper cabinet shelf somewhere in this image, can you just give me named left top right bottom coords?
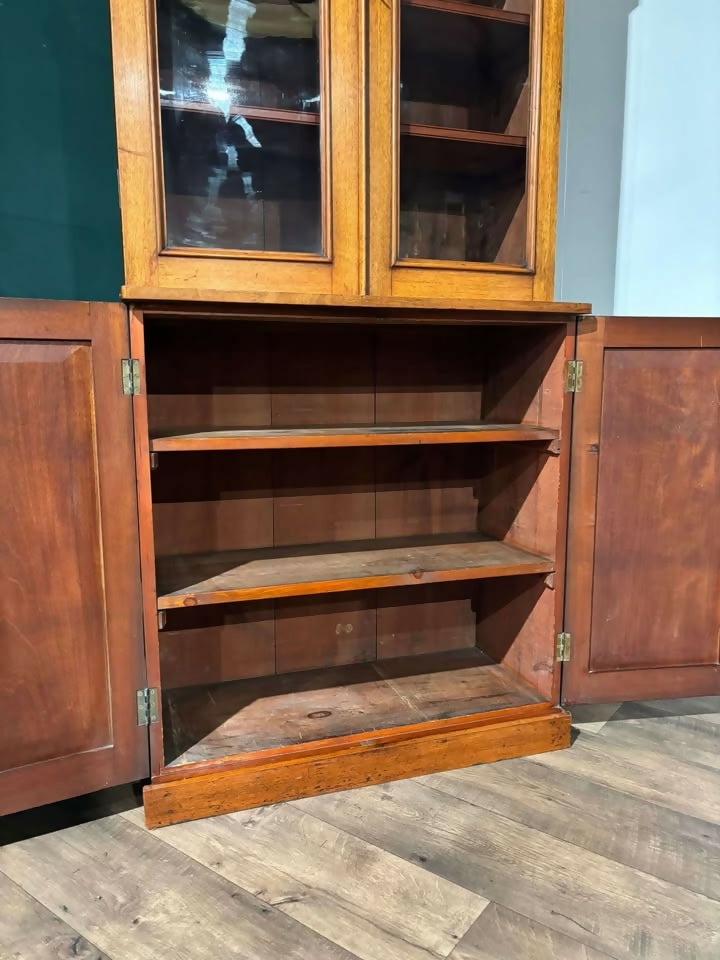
left=162, top=99, right=321, bottom=126
left=402, top=0, right=531, bottom=26
left=110, top=0, right=565, bottom=304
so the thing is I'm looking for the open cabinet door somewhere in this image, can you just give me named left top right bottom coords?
left=563, top=316, right=720, bottom=704
left=0, top=299, right=149, bottom=815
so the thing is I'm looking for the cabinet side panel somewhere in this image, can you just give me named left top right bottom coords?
left=590, top=348, right=720, bottom=670
left=0, top=342, right=109, bottom=770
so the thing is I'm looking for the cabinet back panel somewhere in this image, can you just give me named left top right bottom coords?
left=146, top=324, right=272, bottom=431
left=152, top=445, right=498, bottom=555
left=590, top=349, right=720, bottom=671
left=159, top=581, right=523, bottom=689
left=0, top=343, right=110, bottom=769
left=145, top=320, right=563, bottom=435
left=152, top=451, right=273, bottom=555
left=375, top=326, right=483, bottom=423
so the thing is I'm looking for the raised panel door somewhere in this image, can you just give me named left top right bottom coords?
left=0, top=299, right=148, bottom=814
left=563, top=317, right=720, bottom=703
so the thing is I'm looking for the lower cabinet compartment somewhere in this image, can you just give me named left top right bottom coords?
left=136, top=311, right=572, bottom=826
left=159, top=578, right=555, bottom=768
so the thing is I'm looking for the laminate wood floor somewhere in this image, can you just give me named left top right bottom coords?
left=1, top=697, right=719, bottom=960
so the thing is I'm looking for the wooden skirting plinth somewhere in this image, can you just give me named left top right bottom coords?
left=143, top=706, right=571, bottom=828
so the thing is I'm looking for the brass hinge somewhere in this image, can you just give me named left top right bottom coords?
left=136, top=688, right=159, bottom=726
left=122, top=359, right=141, bottom=396
left=565, top=360, right=584, bottom=393
left=556, top=632, right=572, bottom=662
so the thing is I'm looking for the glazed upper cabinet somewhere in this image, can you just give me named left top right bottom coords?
left=110, top=0, right=563, bottom=302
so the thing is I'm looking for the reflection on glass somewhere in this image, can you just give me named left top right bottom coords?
left=399, top=1, right=531, bottom=265
left=157, top=0, right=323, bottom=253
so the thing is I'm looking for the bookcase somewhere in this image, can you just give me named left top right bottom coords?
left=128, top=301, right=576, bottom=826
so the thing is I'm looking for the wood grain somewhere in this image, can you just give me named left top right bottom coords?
left=593, top=703, right=720, bottom=773
left=151, top=423, right=560, bottom=452
left=159, top=602, right=276, bottom=689
left=0, top=341, right=109, bottom=770
left=275, top=593, right=378, bottom=674
left=0, top=299, right=147, bottom=815
left=531, top=0, right=564, bottom=300
left=0, top=818, right=358, bottom=960
left=110, top=0, right=364, bottom=298
left=590, top=348, right=720, bottom=670
left=300, top=777, right=720, bottom=960
left=124, top=289, right=589, bottom=312
left=162, top=650, right=546, bottom=765
left=0, top=873, right=110, bottom=960
left=144, top=708, right=569, bottom=826
left=426, top=755, right=720, bottom=899
left=452, top=903, right=614, bottom=960
left=152, top=450, right=274, bottom=556
left=533, top=730, right=720, bottom=825
left=564, top=317, right=720, bottom=704
left=122, top=802, right=487, bottom=960
left=156, top=536, right=554, bottom=608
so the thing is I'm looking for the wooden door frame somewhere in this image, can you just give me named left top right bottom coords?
left=0, top=299, right=149, bottom=814
left=110, top=0, right=364, bottom=300
left=367, top=0, right=564, bottom=301
left=563, top=315, right=720, bottom=704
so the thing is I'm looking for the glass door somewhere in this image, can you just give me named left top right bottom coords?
left=157, top=0, right=325, bottom=255
left=399, top=0, right=532, bottom=266
left=111, top=0, right=362, bottom=298
left=368, top=0, right=563, bottom=301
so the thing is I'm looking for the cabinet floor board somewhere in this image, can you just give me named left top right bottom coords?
left=163, top=649, right=546, bottom=766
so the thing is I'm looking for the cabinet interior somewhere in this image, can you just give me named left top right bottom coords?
left=144, top=317, right=566, bottom=768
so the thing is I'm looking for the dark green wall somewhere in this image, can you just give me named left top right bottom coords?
left=0, top=1, right=123, bottom=301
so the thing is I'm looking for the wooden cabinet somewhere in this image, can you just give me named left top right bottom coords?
left=130, top=301, right=575, bottom=826
left=110, top=0, right=563, bottom=303
left=2, top=301, right=719, bottom=825
left=0, top=300, right=148, bottom=816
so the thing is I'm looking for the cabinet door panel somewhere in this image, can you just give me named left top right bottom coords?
left=563, top=317, right=720, bottom=704
left=0, top=300, right=148, bottom=814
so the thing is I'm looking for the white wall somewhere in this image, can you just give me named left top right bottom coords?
left=556, top=0, right=720, bottom=316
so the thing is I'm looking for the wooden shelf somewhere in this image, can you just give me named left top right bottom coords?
left=403, top=0, right=530, bottom=26
left=401, top=124, right=527, bottom=148
left=150, top=422, right=559, bottom=452
left=156, top=535, right=554, bottom=609
left=161, top=99, right=320, bottom=126
left=163, top=649, right=548, bottom=766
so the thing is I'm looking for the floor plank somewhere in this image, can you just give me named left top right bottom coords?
left=123, top=803, right=487, bottom=960
left=0, top=872, right=109, bottom=960
left=0, top=816, right=359, bottom=960
left=610, top=697, right=720, bottom=725
left=3, top=697, right=720, bottom=960
left=451, top=903, right=616, bottom=960
left=568, top=703, right=621, bottom=733
left=297, top=778, right=720, bottom=960
left=423, top=758, right=720, bottom=900
left=532, top=729, right=720, bottom=824
left=594, top=701, right=720, bottom=770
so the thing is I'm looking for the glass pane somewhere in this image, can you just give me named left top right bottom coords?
left=156, top=0, right=323, bottom=254
left=399, top=0, right=531, bottom=265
